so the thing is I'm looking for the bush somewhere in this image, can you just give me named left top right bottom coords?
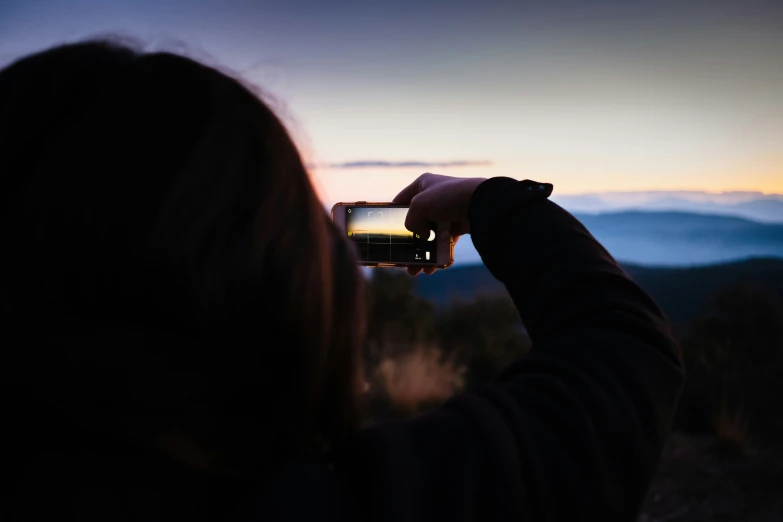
left=362, top=271, right=529, bottom=417
left=435, top=295, right=530, bottom=388
left=373, top=343, right=466, bottom=417
left=678, top=284, right=783, bottom=449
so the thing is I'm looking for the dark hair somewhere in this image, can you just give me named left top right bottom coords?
left=0, top=39, right=365, bottom=481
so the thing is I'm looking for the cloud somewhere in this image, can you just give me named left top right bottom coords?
left=322, top=160, right=492, bottom=169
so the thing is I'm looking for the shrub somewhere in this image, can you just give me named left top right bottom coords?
left=374, top=343, right=466, bottom=417
left=678, top=284, right=783, bottom=448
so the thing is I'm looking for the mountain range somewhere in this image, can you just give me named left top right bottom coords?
left=551, top=193, right=783, bottom=224
left=453, top=210, right=783, bottom=267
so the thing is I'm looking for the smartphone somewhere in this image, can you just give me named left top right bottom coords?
left=331, top=202, right=454, bottom=268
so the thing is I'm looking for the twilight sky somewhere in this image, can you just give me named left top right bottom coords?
left=2, top=0, right=782, bottom=205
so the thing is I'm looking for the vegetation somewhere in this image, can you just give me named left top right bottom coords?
left=362, top=266, right=783, bottom=521
left=374, top=344, right=465, bottom=417
left=363, top=269, right=528, bottom=416
left=677, top=284, right=783, bottom=452
left=368, top=265, right=783, bottom=440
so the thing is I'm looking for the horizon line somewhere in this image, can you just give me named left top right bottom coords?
left=553, top=189, right=783, bottom=198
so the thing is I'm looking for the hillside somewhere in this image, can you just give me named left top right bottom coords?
left=414, top=257, right=783, bottom=325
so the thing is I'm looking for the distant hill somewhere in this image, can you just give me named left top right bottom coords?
left=573, top=211, right=783, bottom=266
left=451, top=211, right=783, bottom=266
left=622, top=259, right=783, bottom=323
left=414, top=258, right=783, bottom=325
left=552, top=193, right=783, bottom=224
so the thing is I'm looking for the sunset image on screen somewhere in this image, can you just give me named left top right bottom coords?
left=346, top=206, right=436, bottom=264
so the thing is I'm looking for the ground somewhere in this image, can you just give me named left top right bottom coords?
left=639, top=434, right=783, bottom=522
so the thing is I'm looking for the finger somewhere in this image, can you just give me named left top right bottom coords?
left=407, top=266, right=423, bottom=276
left=393, top=172, right=440, bottom=203
left=393, top=176, right=422, bottom=204
left=422, top=267, right=437, bottom=275
left=404, top=193, right=432, bottom=237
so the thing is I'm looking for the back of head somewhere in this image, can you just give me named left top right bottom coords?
left=0, top=39, right=364, bottom=515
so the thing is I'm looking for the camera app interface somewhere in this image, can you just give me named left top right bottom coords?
left=345, top=206, right=437, bottom=264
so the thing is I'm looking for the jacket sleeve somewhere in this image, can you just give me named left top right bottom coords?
left=333, top=177, right=684, bottom=522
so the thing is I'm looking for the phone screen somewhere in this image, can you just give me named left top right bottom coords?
left=345, top=205, right=438, bottom=264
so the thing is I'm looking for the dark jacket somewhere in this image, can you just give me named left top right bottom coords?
left=4, top=177, right=684, bottom=521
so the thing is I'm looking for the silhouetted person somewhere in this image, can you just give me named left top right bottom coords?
left=0, top=40, right=683, bottom=521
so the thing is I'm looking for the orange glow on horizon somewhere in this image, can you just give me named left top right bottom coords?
left=311, top=162, right=783, bottom=205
